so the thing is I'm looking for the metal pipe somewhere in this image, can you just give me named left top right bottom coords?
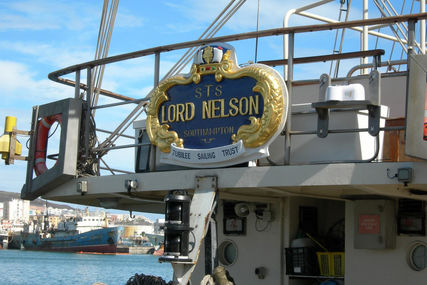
left=100, top=156, right=116, bottom=175
left=97, top=97, right=145, bottom=153
left=154, top=52, right=160, bottom=87
left=102, top=106, right=146, bottom=148
left=99, top=166, right=133, bottom=174
left=55, top=78, right=136, bottom=101
left=346, top=59, right=407, bottom=77
left=91, top=98, right=148, bottom=110
left=283, top=0, right=334, bottom=78
left=150, top=52, right=161, bottom=172
left=85, top=67, right=92, bottom=159
left=95, top=128, right=135, bottom=139
left=297, top=10, right=409, bottom=44
left=22, top=106, right=39, bottom=199
left=260, top=49, right=385, bottom=67
left=74, top=70, right=80, bottom=99
left=310, top=135, right=380, bottom=164
left=288, top=125, right=405, bottom=136
left=405, top=19, right=416, bottom=125
left=49, top=13, right=427, bottom=83
left=408, top=19, right=416, bottom=57
left=379, top=0, right=423, bottom=52
left=93, top=142, right=151, bottom=152
left=362, top=0, right=369, bottom=74
left=284, top=32, right=294, bottom=165
left=373, top=0, right=410, bottom=54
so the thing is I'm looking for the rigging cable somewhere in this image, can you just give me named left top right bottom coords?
left=91, top=0, right=119, bottom=115
left=163, top=0, right=246, bottom=79
left=254, top=0, right=260, bottom=63
left=329, top=0, right=352, bottom=78
left=96, top=0, right=247, bottom=155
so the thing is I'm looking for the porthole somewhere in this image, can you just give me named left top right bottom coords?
left=407, top=241, right=427, bottom=271
left=218, top=240, right=238, bottom=266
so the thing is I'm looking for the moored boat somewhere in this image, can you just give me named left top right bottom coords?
left=21, top=226, right=122, bottom=253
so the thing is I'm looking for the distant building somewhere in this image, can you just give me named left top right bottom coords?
left=154, top=218, right=165, bottom=234
left=4, top=199, right=30, bottom=223
left=48, top=216, right=61, bottom=229
left=30, top=205, right=45, bottom=215
left=0, top=202, right=3, bottom=219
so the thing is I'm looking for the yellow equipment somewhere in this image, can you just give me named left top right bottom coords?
left=0, top=116, right=23, bottom=161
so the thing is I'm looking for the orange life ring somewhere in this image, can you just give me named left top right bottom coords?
left=34, top=114, right=62, bottom=176
left=424, top=121, right=427, bottom=140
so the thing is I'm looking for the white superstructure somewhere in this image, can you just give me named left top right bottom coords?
left=6, top=1, right=427, bottom=284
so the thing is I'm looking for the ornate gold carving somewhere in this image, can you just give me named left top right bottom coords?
left=228, top=66, right=284, bottom=148
left=203, top=46, right=214, bottom=64
left=146, top=75, right=192, bottom=153
left=146, top=46, right=286, bottom=153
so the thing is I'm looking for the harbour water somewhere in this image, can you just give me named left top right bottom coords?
left=0, top=250, right=173, bottom=285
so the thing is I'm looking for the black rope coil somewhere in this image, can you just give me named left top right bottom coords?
left=125, top=273, right=173, bottom=285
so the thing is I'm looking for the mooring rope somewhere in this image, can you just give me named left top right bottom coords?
left=125, top=273, right=173, bottom=285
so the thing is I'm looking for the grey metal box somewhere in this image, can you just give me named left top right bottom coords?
left=354, top=199, right=396, bottom=249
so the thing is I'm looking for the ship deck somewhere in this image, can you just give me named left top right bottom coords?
left=43, top=161, right=427, bottom=213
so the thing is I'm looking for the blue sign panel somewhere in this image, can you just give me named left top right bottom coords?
left=158, top=74, right=264, bottom=149
left=146, top=43, right=287, bottom=168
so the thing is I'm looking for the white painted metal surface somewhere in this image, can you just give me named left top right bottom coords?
left=172, top=176, right=217, bottom=284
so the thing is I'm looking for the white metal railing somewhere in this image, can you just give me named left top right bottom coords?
left=283, top=0, right=427, bottom=79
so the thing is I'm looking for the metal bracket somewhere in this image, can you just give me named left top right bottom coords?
left=367, top=104, right=380, bottom=136
left=125, top=179, right=138, bottom=193
left=319, top=73, right=331, bottom=101
left=315, top=108, right=330, bottom=138
left=171, top=176, right=218, bottom=285
left=313, top=70, right=381, bottom=138
left=313, top=101, right=381, bottom=138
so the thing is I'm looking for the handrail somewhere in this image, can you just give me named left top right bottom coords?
left=259, top=49, right=385, bottom=67
left=346, top=59, right=407, bottom=77
left=49, top=13, right=427, bottom=85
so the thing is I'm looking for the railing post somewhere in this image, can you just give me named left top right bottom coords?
left=154, top=52, right=160, bottom=86
left=361, top=0, right=369, bottom=75
left=150, top=52, right=161, bottom=172
left=85, top=67, right=92, bottom=159
left=74, top=70, right=80, bottom=99
left=408, top=20, right=416, bottom=57
left=285, top=32, right=294, bottom=165
left=404, top=19, right=417, bottom=127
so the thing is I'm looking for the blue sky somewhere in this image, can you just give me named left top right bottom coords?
left=0, top=0, right=420, bottom=218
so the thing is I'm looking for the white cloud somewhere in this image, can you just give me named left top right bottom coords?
left=116, top=11, right=145, bottom=28
left=0, top=40, right=93, bottom=68
left=0, top=14, right=59, bottom=31
left=0, top=60, right=71, bottom=105
left=0, top=0, right=100, bottom=31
